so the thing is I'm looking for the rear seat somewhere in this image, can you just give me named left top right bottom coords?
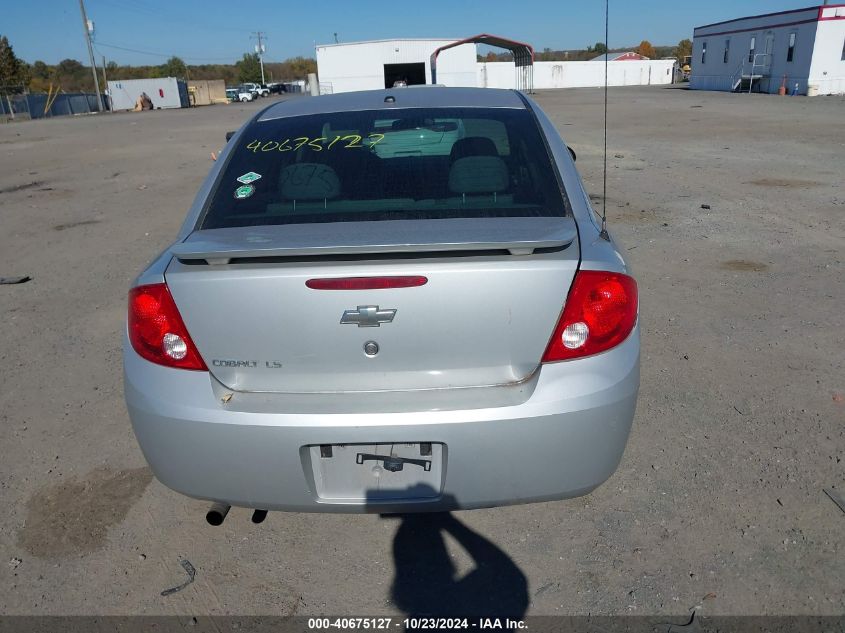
left=261, top=137, right=513, bottom=217
left=266, top=163, right=413, bottom=215
left=447, top=155, right=512, bottom=206
left=449, top=136, right=499, bottom=162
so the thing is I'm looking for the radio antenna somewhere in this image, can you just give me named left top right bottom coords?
left=600, top=0, right=611, bottom=241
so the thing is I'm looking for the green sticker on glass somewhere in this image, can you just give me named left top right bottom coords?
left=234, top=184, right=255, bottom=200
left=237, top=171, right=262, bottom=184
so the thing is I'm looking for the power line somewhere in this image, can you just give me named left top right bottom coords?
left=94, top=41, right=236, bottom=63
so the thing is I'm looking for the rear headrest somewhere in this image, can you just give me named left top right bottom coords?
left=279, top=163, right=340, bottom=200
left=448, top=156, right=509, bottom=194
left=321, top=123, right=359, bottom=140
left=450, top=136, right=498, bottom=162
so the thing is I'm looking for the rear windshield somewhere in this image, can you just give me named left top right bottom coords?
left=200, top=107, right=566, bottom=230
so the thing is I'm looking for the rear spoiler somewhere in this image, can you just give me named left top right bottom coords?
left=172, top=217, right=577, bottom=265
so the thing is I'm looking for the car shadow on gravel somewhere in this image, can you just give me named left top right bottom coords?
left=371, top=488, right=528, bottom=619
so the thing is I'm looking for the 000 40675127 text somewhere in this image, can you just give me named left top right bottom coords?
left=244, top=134, right=386, bottom=153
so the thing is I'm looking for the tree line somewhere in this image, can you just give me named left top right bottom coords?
left=3, top=33, right=695, bottom=96
left=0, top=36, right=316, bottom=94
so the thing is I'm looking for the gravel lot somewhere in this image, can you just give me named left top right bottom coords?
left=0, top=86, right=842, bottom=617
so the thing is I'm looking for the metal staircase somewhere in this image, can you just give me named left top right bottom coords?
left=730, top=54, right=772, bottom=93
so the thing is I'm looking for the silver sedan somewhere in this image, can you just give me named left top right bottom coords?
left=124, top=87, right=639, bottom=517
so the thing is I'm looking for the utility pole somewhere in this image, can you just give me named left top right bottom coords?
left=101, top=55, right=111, bottom=112
left=252, top=31, right=267, bottom=84
left=78, top=0, right=103, bottom=111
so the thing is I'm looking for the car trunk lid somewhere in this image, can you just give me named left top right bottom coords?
left=165, top=217, right=579, bottom=393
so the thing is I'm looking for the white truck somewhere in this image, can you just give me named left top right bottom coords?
left=225, top=88, right=254, bottom=102
left=242, top=83, right=270, bottom=98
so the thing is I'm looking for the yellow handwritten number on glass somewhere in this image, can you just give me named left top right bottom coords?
left=245, top=133, right=385, bottom=152
left=308, top=137, right=327, bottom=151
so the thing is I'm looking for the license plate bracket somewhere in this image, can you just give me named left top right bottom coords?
left=355, top=452, right=432, bottom=472
left=306, top=442, right=444, bottom=501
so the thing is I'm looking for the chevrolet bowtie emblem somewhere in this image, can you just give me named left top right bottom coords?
left=340, top=305, right=397, bottom=327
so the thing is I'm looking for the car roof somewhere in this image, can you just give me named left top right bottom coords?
left=259, top=87, right=525, bottom=121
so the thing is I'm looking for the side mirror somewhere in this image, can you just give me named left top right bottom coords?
left=567, top=146, right=576, bottom=162
left=225, top=131, right=236, bottom=142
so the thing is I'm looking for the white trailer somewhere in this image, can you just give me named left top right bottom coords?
left=107, top=77, right=190, bottom=111
left=691, top=4, right=845, bottom=96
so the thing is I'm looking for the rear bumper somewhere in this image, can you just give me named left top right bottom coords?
left=124, top=328, right=639, bottom=512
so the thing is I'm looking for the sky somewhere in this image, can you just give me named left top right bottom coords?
left=4, top=0, right=816, bottom=66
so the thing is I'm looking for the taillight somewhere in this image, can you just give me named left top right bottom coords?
left=128, top=283, right=207, bottom=371
left=542, top=270, right=638, bottom=362
left=306, top=276, right=428, bottom=290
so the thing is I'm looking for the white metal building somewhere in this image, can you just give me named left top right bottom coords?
left=691, top=4, right=845, bottom=95
left=315, top=39, right=477, bottom=94
left=316, top=38, right=678, bottom=94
